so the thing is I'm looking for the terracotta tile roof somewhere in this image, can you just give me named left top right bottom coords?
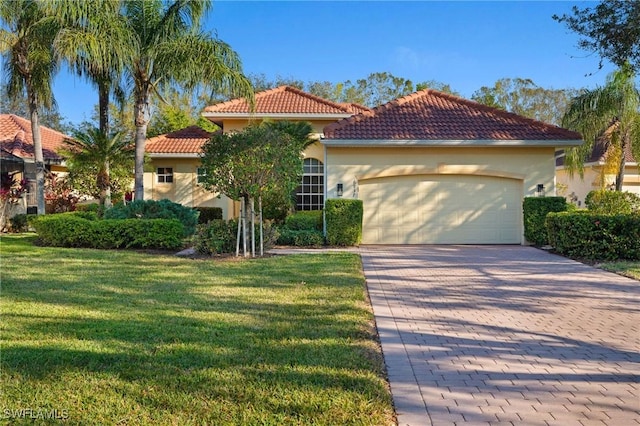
left=323, top=89, right=583, bottom=141
left=146, top=125, right=218, bottom=154
left=556, top=122, right=637, bottom=166
left=203, top=86, right=353, bottom=116
left=340, top=102, right=373, bottom=114
left=0, top=114, right=68, bottom=161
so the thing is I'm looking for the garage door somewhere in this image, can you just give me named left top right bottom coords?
left=359, top=175, right=521, bottom=244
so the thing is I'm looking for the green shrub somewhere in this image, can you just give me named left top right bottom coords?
left=585, top=190, right=640, bottom=214
left=325, top=199, right=363, bottom=246
left=276, top=228, right=325, bottom=246
left=104, top=199, right=198, bottom=237
left=9, top=214, right=29, bottom=232
left=194, top=219, right=237, bottom=255
left=64, top=210, right=99, bottom=221
left=75, top=203, right=105, bottom=218
left=546, top=212, right=640, bottom=260
left=285, top=211, right=323, bottom=231
left=32, top=215, right=184, bottom=250
left=194, top=207, right=223, bottom=224
left=523, top=196, right=568, bottom=246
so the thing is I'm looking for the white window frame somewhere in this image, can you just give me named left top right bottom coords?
left=296, top=158, right=324, bottom=211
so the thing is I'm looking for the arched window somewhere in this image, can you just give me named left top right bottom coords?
left=296, top=158, right=324, bottom=210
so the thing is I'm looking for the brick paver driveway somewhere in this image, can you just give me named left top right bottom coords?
left=361, top=245, right=640, bottom=426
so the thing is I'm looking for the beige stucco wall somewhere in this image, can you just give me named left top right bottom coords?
left=144, top=158, right=235, bottom=218
left=325, top=146, right=557, bottom=200
left=556, top=163, right=640, bottom=207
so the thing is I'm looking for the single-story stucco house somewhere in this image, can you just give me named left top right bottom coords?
left=145, top=86, right=583, bottom=245
left=0, top=114, right=68, bottom=212
left=556, top=138, right=639, bottom=207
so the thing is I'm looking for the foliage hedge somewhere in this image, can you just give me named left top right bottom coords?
left=523, top=197, right=568, bottom=246
left=325, top=199, right=363, bottom=246
left=285, top=211, right=323, bottom=231
left=585, top=190, right=640, bottom=214
left=104, top=199, right=198, bottom=237
left=276, top=229, right=325, bottom=246
left=32, top=214, right=184, bottom=250
left=194, top=219, right=279, bottom=255
left=75, top=203, right=106, bottom=218
left=546, top=212, right=640, bottom=261
left=194, top=207, right=224, bottom=224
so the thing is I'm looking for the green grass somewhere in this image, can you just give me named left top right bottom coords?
left=0, top=234, right=393, bottom=425
left=597, top=261, right=640, bottom=280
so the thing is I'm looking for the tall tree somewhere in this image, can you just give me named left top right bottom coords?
left=415, top=80, right=460, bottom=96
left=61, top=127, right=134, bottom=208
left=147, top=86, right=217, bottom=137
left=554, top=1, right=640, bottom=73
left=122, top=0, right=253, bottom=201
left=0, top=0, right=59, bottom=214
left=561, top=64, right=640, bottom=190
left=472, top=78, right=580, bottom=126
left=48, top=0, right=132, bottom=135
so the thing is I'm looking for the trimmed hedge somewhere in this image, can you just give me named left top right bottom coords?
left=104, top=199, right=198, bottom=237
left=585, top=190, right=640, bottom=214
left=32, top=214, right=184, bottom=250
left=194, top=207, right=223, bottom=224
left=277, top=229, right=325, bottom=246
left=285, top=211, right=323, bottom=231
left=194, top=219, right=237, bottom=255
left=546, top=212, right=640, bottom=260
left=325, top=199, right=363, bottom=246
left=523, top=196, right=567, bottom=246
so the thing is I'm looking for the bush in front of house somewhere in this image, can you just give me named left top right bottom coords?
left=194, top=207, right=223, bottom=224
left=276, top=229, right=325, bottom=246
left=523, top=196, right=568, bottom=246
left=194, top=219, right=279, bottom=255
left=285, top=211, right=323, bottom=231
left=546, top=211, right=640, bottom=261
left=104, top=199, right=198, bottom=237
left=585, top=189, right=640, bottom=214
left=325, top=199, right=363, bottom=246
left=32, top=214, right=184, bottom=250
left=75, top=203, right=106, bottom=218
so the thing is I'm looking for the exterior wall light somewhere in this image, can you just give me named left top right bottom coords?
left=536, top=184, right=545, bottom=197
left=337, top=183, right=343, bottom=197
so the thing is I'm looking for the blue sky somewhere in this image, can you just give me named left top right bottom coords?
left=51, top=0, right=615, bottom=126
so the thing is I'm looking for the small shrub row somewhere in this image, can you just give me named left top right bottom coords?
left=75, top=203, right=106, bottom=218
left=284, top=211, right=323, bottom=231
left=194, top=207, right=223, bottom=224
left=104, top=199, right=198, bottom=237
left=277, top=229, right=325, bottom=246
left=523, top=196, right=568, bottom=246
left=32, top=214, right=184, bottom=250
left=194, top=219, right=237, bottom=255
left=585, top=190, right=640, bottom=214
left=325, top=199, right=362, bottom=246
left=546, top=212, right=640, bottom=261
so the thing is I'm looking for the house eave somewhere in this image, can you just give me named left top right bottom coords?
left=202, top=112, right=352, bottom=121
left=321, top=139, right=585, bottom=148
left=148, top=153, right=200, bottom=159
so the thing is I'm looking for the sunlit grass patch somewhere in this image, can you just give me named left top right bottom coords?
left=597, top=261, right=640, bottom=280
left=0, top=234, right=393, bottom=425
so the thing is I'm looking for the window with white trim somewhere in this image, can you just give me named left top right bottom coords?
left=157, top=167, right=173, bottom=183
left=296, top=158, right=324, bottom=210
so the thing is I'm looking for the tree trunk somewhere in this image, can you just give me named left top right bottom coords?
left=615, top=133, right=629, bottom=191
left=251, top=197, right=255, bottom=257
left=27, top=86, right=45, bottom=215
left=236, top=199, right=242, bottom=257
left=259, top=196, right=264, bottom=257
left=98, top=79, right=110, bottom=135
left=242, top=196, right=248, bottom=257
left=104, top=160, right=112, bottom=209
left=134, top=91, right=150, bottom=201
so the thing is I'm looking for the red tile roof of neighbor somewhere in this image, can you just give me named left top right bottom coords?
left=0, top=114, right=68, bottom=161
left=146, top=125, right=218, bottom=154
left=323, top=89, right=583, bottom=141
left=203, top=86, right=354, bottom=116
left=556, top=122, right=637, bottom=167
left=340, top=102, right=373, bottom=114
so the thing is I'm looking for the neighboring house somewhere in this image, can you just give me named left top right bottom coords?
left=556, top=139, right=639, bottom=207
left=0, top=114, right=68, bottom=211
left=144, top=86, right=370, bottom=217
left=145, top=87, right=582, bottom=245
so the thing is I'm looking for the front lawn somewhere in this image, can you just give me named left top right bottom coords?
left=597, top=261, right=640, bottom=280
left=0, top=234, right=393, bottom=425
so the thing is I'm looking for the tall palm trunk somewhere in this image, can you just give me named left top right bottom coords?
left=133, top=89, right=150, bottom=201
left=27, top=85, right=45, bottom=215
left=97, top=78, right=110, bottom=135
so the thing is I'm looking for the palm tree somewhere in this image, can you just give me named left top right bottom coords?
left=62, top=127, right=134, bottom=208
left=122, top=0, right=254, bottom=201
left=561, top=64, right=640, bottom=190
left=48, top=0, right=133, bottom=135
left=0, top=0, right=59, bottom=214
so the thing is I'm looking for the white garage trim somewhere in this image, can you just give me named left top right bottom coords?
left=356, top=165, right=526, bottom=182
